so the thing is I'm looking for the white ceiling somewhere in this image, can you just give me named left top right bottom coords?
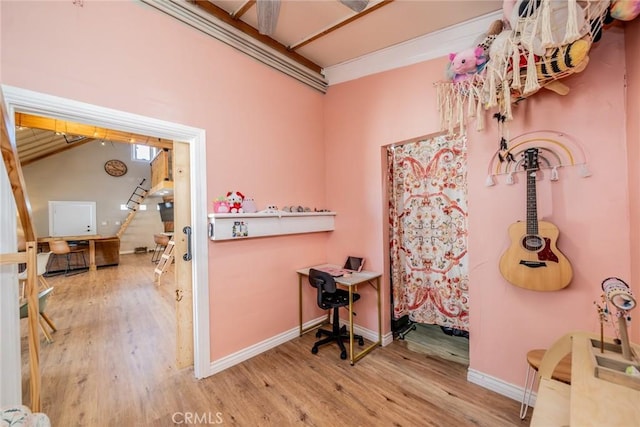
left=145, top=0, right=504, bottom=90
left=207, top=0, right=503, bottom=68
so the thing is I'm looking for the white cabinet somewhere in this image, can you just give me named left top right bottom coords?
left=208, top=212, right=336, bottom=240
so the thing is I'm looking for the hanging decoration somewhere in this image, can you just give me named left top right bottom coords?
left=484, top=130, right=590, bottom=186
left=436, top=0, right=622, bottom=151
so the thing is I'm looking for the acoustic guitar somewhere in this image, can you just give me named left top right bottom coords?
left=499, top=148, right=573, bottom=291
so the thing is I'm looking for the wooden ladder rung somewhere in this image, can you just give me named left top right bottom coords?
left=154, top=240, right=175, bottom=285
left=117, top=183, right=148, bottom=238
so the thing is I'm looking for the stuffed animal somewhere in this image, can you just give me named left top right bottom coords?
left=536, top=38, right=589, bottom=79
left=610, top=0, right=640, bottom=21
left=477, top=19, right=505, bottom=57
left=226, top=191, right=245, bottom=213
left=511, top=0, right=588, bottom=55
left=213, top=200, right=230, bottom=213
left=242, top=197, right=258, bottom=213
left=259, top=205, right=280, bottom=214
left=447, top=46, right=487, bottom=83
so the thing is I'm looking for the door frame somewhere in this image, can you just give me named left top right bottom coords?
left=1, top=84, right=211, bottom=379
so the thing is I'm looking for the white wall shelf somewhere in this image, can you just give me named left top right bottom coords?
left=207, top=212, right=336, bottom=241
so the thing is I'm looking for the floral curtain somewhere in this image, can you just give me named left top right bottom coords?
left=389, top=134, right=469, bottom=331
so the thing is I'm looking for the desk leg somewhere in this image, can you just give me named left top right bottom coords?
left=348, top=285, right=355, bottom=365
left=350, top=277, right=382, bottom=364
left=377, top=276, right=382, bottom=345
left=299, top=273, right=329, bottom=336
left=89, top=240, right=96, bottom=271
left=299, top=274, right=303, bottom=336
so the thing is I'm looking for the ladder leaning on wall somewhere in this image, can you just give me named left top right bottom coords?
left=154, top=239, right=175, bottom=285
left=116, top=179, right=148, bottom=238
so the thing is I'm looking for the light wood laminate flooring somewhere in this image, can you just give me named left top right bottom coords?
left=22, top=253, right=524, bottom=426
left=404, top=323, right=470, bottom=366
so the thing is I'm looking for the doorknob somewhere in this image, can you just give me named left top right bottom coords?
left=183, top=226, right=192, bottom=261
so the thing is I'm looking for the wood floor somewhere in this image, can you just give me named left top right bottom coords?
left=22, top=254, right=525, bottom=426
left=404, top=323, right=470, bottom=366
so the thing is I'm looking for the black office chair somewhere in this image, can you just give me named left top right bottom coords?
left=308, top=268, right=364, bottom=360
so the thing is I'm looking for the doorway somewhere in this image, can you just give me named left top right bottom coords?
left=386, top=133, right=469, bottom=362
left=1, top=84, right=210, bottom=379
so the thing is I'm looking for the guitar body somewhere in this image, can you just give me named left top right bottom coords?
left=499, top=220, right=573, bottom=291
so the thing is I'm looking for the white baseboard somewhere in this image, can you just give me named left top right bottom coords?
left=207, top=317, right=392, bottom=376
left=348, top=321, right=394, bottom=347
left=467, top=368, right=536, bottom=407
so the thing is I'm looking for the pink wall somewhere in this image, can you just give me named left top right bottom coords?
left=625, top=18, right=640, bottom=344
left=2, top=0, right=637, bottom=390
left=0, top=1, right=328, bottom=360
left=325, top=27, right=634, bottom=386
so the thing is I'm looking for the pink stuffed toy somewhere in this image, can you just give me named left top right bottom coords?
left=226, top=191, right=245, bottom=213
left=447, top=46, right=487, bottom=83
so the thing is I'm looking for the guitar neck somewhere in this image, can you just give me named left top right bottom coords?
left=526, top=170, right=538, bottom=235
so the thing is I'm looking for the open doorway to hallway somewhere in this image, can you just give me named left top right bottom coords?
left=1, top=85, right=211, bottom=403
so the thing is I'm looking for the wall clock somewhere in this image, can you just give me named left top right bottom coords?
left=104, top=159, right=128, bottom=177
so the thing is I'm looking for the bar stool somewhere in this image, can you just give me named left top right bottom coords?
left=519, top=348, right=572, bottom=419
left=151, top=234, right=170, bottom=263
left=46, top=240, right=87, bottom=276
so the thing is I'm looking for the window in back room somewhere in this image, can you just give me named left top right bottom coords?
left=132, top=144, right=158, bottom=162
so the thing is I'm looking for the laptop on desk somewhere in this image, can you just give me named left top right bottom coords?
left=315, top=256, right=365, bottom=277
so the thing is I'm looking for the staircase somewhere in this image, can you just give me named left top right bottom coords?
left=116, top=179, right=149, bottom=238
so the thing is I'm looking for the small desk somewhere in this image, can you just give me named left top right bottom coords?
left=297, top=264, right=382, bottom=365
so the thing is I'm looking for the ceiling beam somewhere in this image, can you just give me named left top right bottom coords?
left=20, top=138, right=96, bottom=167
left=232, top=1, right=255, bottom=19
left=188, top=0, right=322, bottom=75
left=290, top=0, right=394, bottom=51
left=15, top=113, right=174, bottom=149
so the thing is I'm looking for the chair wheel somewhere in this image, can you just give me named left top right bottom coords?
left=340, top=350, right=347, bottom=360
left=358, top=338, right=364, bottom=346
left=311, top=346, right=318, bottom=354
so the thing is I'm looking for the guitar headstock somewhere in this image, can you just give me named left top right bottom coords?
left=523, top=148, right=540, bottom=172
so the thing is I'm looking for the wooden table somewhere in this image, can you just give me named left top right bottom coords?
left=531, top=331, right=640, bottom=426
left=38, top=235, right=119, bottom=272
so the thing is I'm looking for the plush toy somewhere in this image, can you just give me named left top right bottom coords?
left=610, top=0, right=640, bottom=21
left=259, top=205, right=280, bottom=214
left=502, top=0, right=516, bottom=26
left=477, top=19, right=505, bottom=56
left=536, top=38, right=589, bottom=79
left=242, top=197, right=258, bottom=213
left=511, top=0, right=588, bottom=55
left=447, top=46, right=487, bottom=83
left=213, top=200, right=230, bottom=213
left=226, top=191, right=245, bottom=213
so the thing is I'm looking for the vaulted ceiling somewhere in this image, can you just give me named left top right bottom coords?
left=15, top=113, right=172, bottom=166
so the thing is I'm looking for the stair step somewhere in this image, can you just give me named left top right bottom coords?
left=116, top=182, right=149, bottom=238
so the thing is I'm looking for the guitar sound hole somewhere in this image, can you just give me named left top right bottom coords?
left=522, top=235, right=544, bottom=252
